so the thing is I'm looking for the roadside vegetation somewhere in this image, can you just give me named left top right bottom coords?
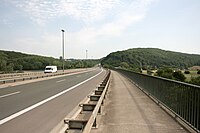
left=101, top=48, right=200, bottom=86
left=0, top=50, right=100, bottom=73
left=136, top=67, right=200, bottom=86
left=1, top=48, right=200, bottom=86
left=102, top=48, right=200, bottom=69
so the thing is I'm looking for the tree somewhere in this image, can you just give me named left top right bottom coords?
left=120, top=62, right=129, bottom=69
left=15, top=64, right=23, bottom=71
left=6, top=63, right=14, bottom=72
left=184, top=70, right=190, bottom=74
left=161, top=72, right=173, bottom=79
left=19, top=65, right=23, bottom=71
left=173, top=71, right=186, bottom=82
left=197, top=70, right=200, bottom=74
left=102, top=64, right=109, bottom=68
left=0, top=59, right=7, bottom=71
left=190, top=76, right=200, bottom=86
left=156, top=68, right=173, bottom=79
left=75, top=61, right=84, bottom=68
left=101, top=48, right=200, bottom=70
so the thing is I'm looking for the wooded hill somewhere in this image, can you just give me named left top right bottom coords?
left=0, top=50, right=99, bottom=72
left=101, top=48, right=200, bottom=70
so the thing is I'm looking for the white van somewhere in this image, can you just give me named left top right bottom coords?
left=44, top=66, right=57, bottom=73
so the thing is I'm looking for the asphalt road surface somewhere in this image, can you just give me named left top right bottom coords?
left=0, top=68, right=106, bottom=133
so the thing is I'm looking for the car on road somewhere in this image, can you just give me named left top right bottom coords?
left=44, top=66, right=57, bottom=73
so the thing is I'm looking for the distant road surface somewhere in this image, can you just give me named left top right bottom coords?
left=0, top=68, right=106, bottom=133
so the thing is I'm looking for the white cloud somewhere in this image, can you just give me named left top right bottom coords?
left=7, top=0, right=156, bottom=28
left=8, top=0, right=121, bottom=24
left=5, top=0, right=157, bottom=58
left=61, top=0, right=121, bottom=22
left=8, top=0, right=61, bottom=25
left=70, top=0, right=156, bottom=45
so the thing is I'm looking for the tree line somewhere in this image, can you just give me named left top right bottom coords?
left=101, top=48, right=200, bottom=69
left=0, top=50, right=100, bottom=73
left=101, top=48, right=200, bottom=85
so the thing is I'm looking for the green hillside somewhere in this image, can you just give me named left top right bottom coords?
left=101, top=48, right=200, bottom=70
left=0, top=50, right=99, bottom=72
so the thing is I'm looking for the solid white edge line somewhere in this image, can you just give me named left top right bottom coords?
left=0, top=91, right=20, bottom=98
left=0, top=69, right=103, bottom=125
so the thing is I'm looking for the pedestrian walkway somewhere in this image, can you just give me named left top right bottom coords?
left=91, top=71, right=188, bottom=133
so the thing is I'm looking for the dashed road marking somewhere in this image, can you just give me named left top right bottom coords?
left=56, top=79, right=66, bottom=83
left=0, top=69, right=103, bottom=125
left=0, top=91, right=20, bottom=99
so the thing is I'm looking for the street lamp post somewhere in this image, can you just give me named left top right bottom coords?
left=61, top=29, right=65, bottom=72
left=86, top=50, right=88, bottom=60
left=86, top=50, right=88, bottom=70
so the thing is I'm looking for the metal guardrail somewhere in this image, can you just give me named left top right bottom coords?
left=0, top=73, right=59, bottom=84
left=64, top=70, right=111, bottom=132
left=0, top=72, right=43, bottom=78
left=0, top=69, right=89, bottom=85
left=116, top=69, right=200, bottom=133
left=83, top=71, right=110, bottom=133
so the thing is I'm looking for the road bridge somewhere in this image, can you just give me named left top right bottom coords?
left=0, top=68, right=199, bottom=133
left=91, top=71, right=189, bottom=133
left=0, top=68, right=106, bottom=133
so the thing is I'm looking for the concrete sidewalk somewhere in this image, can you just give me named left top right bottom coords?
left=91, top=71, right=188, bottom=133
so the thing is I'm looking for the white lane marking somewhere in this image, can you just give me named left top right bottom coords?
left=0, top=69, right=103, bottom=125
left=56, top=79, right=66, bottom=83
left=0, top=91, right=20, bottom=99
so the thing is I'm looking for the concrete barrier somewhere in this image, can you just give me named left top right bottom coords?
left=31, top=76, right=38, bottom=79
left=0, top=80, right=5, bottom=84
left=64, top=70, right=111, bottom=133
left=0, top=69, right=92, bottom=85
left=14, top=78, right=24, bottom=82
left=4, top=79, right=15, bottom=83
left=23, top=77, right=31, bottom=80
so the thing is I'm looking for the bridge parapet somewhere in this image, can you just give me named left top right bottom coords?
left=116, top=68, right=200, bottom=133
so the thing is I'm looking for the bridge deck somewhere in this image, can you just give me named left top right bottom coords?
left=91, top=71, right=188, bottom=133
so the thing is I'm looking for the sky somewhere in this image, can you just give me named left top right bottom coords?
left=0, top=0, right=200, bottom=59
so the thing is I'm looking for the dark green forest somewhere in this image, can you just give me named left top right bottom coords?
left=101, top=48, right=200, bottom=85
left=101, top=48, right=200, bottom=70
left=0, top=50, right=100, bottom=73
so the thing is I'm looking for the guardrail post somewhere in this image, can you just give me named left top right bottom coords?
left=65, top=119, right=87, bottom=130
left=64, top=70, right=111, bottom=133
left=98, top=86, right=105, bottom=91
left=93, top=118, right=97, bottom=128
left=90, top=95, right=100, bottom=101
left=95, top=90, right=103, bottom=95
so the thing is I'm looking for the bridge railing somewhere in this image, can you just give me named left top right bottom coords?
left=116, top=69, right=200, bottom=133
